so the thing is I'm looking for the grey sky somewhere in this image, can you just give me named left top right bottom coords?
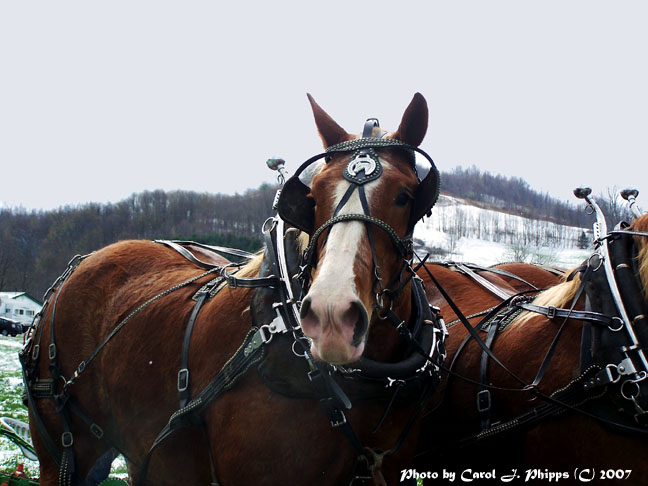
left=1, top=1, right=646, bottom=214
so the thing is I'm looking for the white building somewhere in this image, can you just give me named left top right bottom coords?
left=0, top=292, right=42, bottom=325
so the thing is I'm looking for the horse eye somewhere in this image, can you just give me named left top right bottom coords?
left=394, top=191, right=412, bottom=207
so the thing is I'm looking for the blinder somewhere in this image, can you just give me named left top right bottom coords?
left=276, top=119, right=440, bottom=235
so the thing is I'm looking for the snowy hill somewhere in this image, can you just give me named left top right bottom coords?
left=413, top=195, right=592, bottom=269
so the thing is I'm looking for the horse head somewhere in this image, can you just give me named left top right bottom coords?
left=283, top=93, right=438, bottom=364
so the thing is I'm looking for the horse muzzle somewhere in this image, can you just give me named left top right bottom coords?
left=300, top=293, right=370, bottom=364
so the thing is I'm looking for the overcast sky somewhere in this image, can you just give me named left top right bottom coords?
left=1, top=1, right=646, bottom=214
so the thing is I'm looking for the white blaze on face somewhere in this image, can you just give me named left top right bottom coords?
left=308, top=161, right=388, bottom=302
left=300, top=158, right=394, bottom=363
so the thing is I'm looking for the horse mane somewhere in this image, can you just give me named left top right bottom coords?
left=514, top=274, right=583, bottom=326
left=515, top=213, right=648, bottom=327
left=235, top=229, right=309, bottom=278
left=631, top=213, right=648, bottom=297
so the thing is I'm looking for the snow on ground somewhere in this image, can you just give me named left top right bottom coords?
left=440, top=236, right=591, bottom=269
left=0, top=336, right=39, bottom=476
left=413, top=195, right=593, bottom=268
left=0, top=335, right=128, bottom=478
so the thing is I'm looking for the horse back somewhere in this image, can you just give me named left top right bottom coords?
left=29, top=240, right=247, bottom=483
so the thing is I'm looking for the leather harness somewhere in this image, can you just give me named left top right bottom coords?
left=418, top=196, right=648, bottom=455
left=19, top=119, right=447, bottom=486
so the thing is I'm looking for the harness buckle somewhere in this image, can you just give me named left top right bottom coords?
left=32, top=344, right=40, bottom=361
left=48, top=344, right=57, bottom=361
left=307, top=368, right=320, bottom=383
left=177, top=368, right=189, bottom=392
left=546, top=306, right=557, bottom=319
left=320, top=398, right=348, bottom=427
left=330, top=410, right=347, bottom=427
left=269, top=308, right=288, bottom=334
left=586, top=365, right=623, bottom=389
left=603, top=364, right=621, bottom=384
left=227, top=275, right=238, bottom=289
left=61, top=431, right=74, bottom=448
left=477, top=390, right=491, bottom=413
left=90, top=423, right=104, bottom=439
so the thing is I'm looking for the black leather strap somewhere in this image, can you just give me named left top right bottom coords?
left=138, top=327, right=268, bottom=485
left=526, top=264, right=593, bottom=391
left=178, top=292, right=209, bottom=408
left=156, top=240, right=218, bottom=270
left=20, top=365, right=61, bottom=465
left=517, top=302, right=616, bottom=327
left=362, top=118, right=379, bottom=138
left=162, top=240, right=255, bottom=260
left=224, top=273, right=279, bottom=289
left=478, top=314, right=502, bottom=430
left=421, top=264, right=530, bottom=389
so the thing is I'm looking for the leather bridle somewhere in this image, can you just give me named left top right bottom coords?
left=280, top=119, right=439, bottom=321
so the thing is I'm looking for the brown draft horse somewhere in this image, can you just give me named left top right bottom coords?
left=416, top=215, right=648, bottom=484
left=23, top=94, right=442, bottom=485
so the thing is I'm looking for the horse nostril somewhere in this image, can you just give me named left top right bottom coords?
left=300, top=296, right=312, bottom=320
left=349, top=300, right=369, bottom=346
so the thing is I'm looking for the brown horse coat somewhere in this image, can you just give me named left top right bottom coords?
left=30, top=240, right=421, bottom=484
left=417, top=253, right=648, bottom=484
left=27, top=93, right=438, bottom=486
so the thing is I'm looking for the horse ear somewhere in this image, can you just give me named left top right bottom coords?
left=391, top=93, right=428, bottom=147
left=307, top=94, right=352, bottom=148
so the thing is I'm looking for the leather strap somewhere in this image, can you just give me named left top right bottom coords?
left=421, top=264, right=530, bottom=389
left=178, top=292, right=209, bottom=408
left=156, top=240, right=218, bottom=270
left=517, top=302, right=617, bottom=327
left=224, top=272, right=279, bottom=289
left=478, top=314, right=502, bottom=430
left=138, top=327, right=268, bottom=485
left=525, top=264, right=593, bottom=391
left=362, top=118, right=379, bottom=138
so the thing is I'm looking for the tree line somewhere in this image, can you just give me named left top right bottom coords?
left=0, top=168, right=634, bottom=301
left=0, top=186, right=276, bottom=300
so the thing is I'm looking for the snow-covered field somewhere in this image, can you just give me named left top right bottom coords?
left=0, top=336, right=39, bottom=476
left=0, top=336, right=127, bottom=478
left=414, top=195, right=592, bottom=269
